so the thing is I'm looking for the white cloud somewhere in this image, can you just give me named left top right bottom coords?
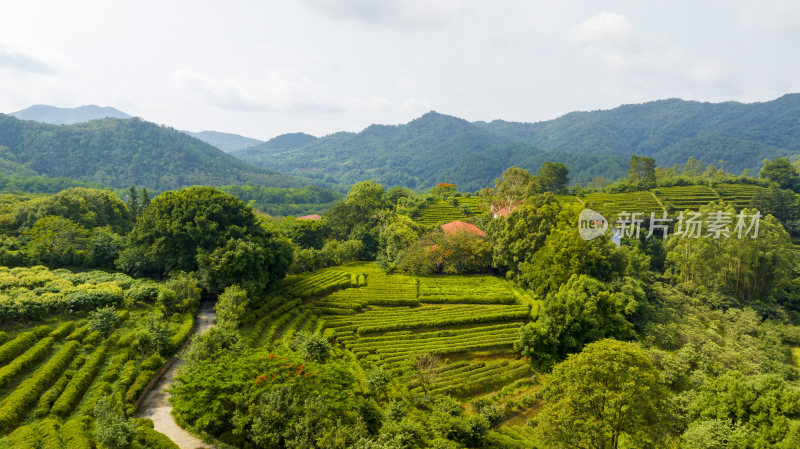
left=569, top=12, right=633, bottom=45
left=0, top=33, right=70, bottom=74
left=303, top=0, right=469, bottom=28
left=568, top=12, right=727, bottom=89
left=173, top=69, right=344, bottom=113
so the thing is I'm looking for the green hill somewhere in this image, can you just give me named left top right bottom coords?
left=234, top=94, right=800, bottom=191
left=0, top=114, right=299, bottom=191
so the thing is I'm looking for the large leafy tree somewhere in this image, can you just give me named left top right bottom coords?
left=487, top=193, right=562, bottom=283
left=628, top=155, right=657, bottom=183
left=522, top=227, right=626, bottom=297
left=494, top=166, right=539, bottom=211
left=517, top=275, right=642, bottom=369
left=760, top=157, right=800, bottom=191
left=538, top=161, right=570, bottom=193
left=13, top=187, right=132, bottom=234
left=117, top=187, right=292, bottom=294
left=532, top=339, right=673, bottom=449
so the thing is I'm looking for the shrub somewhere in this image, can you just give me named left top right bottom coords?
left=136, top=424, right=180, bottom=449
left=0, top=336, right=54, bottom=388
left=0, top=331, right=37, bottom=364
left=0, top=340, right=79, bottom=431
left=51, top=345, right=108, bottom=417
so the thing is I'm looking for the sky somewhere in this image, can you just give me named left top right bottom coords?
left=0, top=0, right=799, bottom=141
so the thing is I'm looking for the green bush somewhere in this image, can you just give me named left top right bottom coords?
left=124, top=369, right=155, bottom=404
left=136, top=424, right=180, bottom=449
left=51, top=345, right=108, bottom=417
left=34, top=369, right=75, bottom=418
left=1, top=424, right=38, bottom=449
left=0, top=340, right=79, bottom=431
left=0, top=331, right=37, bottom=364
left=49, top=321, right=76, bottom=339
left=61, top=419, right=91, bottom=449
left=36, top=418, right=62, bottom=449
left=0, top=336, right=54, bottom=387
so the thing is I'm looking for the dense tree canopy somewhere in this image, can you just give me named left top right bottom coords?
left=532, top=339, right=673, bottom=449
left=760, top=157, right=800, bottom=191
left=11, top=187, right=132, bottom=234
left=117, top=187, right=292, bottom=294
left=517, top=275, right=643, bottom=369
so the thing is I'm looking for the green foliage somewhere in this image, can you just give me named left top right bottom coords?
left=396, top=229, right=492, bottom=275
left=291, top=239, right=364, bottom=273
left=93, top=398, right=135, bottom=449
left=0, top=337, right=54, bottom=388
left=0, top=340, right=79, bottom=431
left=88, top=305, right=117, bottom=335
left=685, top=371, right=800, bottom=448
left=494, top=166, right=539, bottom=211
left=11, top=187, right=132, bottom=233
left=280, top=216, right=332, bottom=249
left=51, top=345, right=108, bottom=417
left=532, top=339, right=673, bottom=449
left=524, top=228, right=626, bottom=297
left=629, top=155, right=657, bottom=184
left=760, top=157, right=800, bottom=191
left=487, top=193, right=562, bottom=282
left=118, top=186, right=293, bottom=294
left=0, top=331, right=37, bottom=364
left=665, top=205, right=795, bottom=302
left=216, top=284, right=249, bottom=330
left=538, top=161, right=570, bottom=193
left=219, top=183, right=339, bottom=217
left=294, top=331, right=332, bottom=362
left=517, top=275, right=642, bottom=369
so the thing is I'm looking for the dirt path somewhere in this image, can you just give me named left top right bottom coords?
left=137, top=300, right=217, bottom=449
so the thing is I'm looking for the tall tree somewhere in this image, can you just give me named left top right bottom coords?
left=538, top=162, right=570, bottom=193
left=127, top=185, right=139, bottom=220
left=628, top=155, right=657, bottom=183
left=117, top=186, right=292, bottom=294
left=494, top=166, right=539, bottom=211
left=760, top=157, right=800, bottom=191
left=532, top=339, right=673, bottom=449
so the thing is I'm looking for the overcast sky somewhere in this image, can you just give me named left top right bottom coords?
left=1, top=0, right=798, bottom=140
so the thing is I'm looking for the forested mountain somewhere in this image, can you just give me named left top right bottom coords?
left=233, top=94, right=800, bottom=191
left=183, top=130, right=264, bottom=152
left=10, top=104, right=130, bottom=124
left=0, top=114, right=299, bottom=191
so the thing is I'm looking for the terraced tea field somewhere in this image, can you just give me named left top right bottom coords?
left=412, top=198, right=468, bottom=225
left=239, top=262, right=539, bottom=443
left=654, top=185, right=720, bottom=211
left=582, top=191, right=663, bottom=218
left=709, top=183, right=767, bottom=209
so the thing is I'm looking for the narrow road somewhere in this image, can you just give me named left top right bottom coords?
left=137, top=300, right=217, bottom=449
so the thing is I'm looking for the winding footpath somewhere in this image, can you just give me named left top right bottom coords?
left=137, top=300, right=217, bottom=449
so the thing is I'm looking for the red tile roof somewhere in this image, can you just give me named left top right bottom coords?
left=441, top=220, right=486, bottom=238
left=296, top=214, right=322, bottom=220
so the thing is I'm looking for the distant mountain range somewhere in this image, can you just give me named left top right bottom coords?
left=182, top=130, right=264, bottom=153
left=11, top=104, right=131, bottom=124
left=7, top=95, right=800, bottom=194
left=0, top=114, right=298, bottom=191
left=234, top=94, right=800, bottom=191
